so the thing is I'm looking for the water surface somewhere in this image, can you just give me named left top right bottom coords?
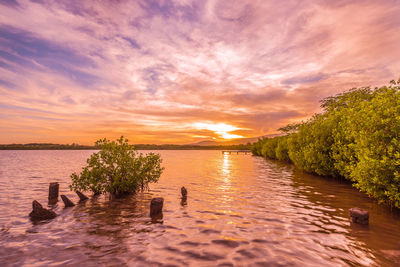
left=1, top=150, right=400, bottom=266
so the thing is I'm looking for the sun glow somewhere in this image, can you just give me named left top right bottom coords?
left=193, top=122, right=244, bottom=139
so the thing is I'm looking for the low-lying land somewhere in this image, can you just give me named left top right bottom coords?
left=0, top=143, right=251, bottom=151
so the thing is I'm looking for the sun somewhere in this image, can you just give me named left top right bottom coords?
left=193, top=122, right=244, bottom=140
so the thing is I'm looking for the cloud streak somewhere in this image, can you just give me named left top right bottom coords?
left=0, top=0, right=399, bottom=144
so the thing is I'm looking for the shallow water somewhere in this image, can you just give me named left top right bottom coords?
left=0, top=150, right=400, bottom=266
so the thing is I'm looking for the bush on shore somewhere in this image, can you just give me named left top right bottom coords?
left=252, top=80, right=400, bottom=208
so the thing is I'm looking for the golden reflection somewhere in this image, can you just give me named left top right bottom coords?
left=218, top=153, right=232, bottom=200
left=222, top=153, right=230, bottom=176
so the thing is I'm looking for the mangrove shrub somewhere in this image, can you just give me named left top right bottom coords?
left=70, top=136, right=164, bottom=197
left=252, top=80, right=400, bottom=208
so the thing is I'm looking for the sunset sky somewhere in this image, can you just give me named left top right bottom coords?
left=1, top=0, right=399, bottom=145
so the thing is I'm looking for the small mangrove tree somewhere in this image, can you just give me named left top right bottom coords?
left=70, top=136, right=164, bottom=197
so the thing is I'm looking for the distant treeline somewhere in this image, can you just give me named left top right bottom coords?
left=0, top=143, right=251, bottom=151
left=134, top=144, right=251, bottom=150
left=0, top=143, right=95, bottom=150
left=252, top=79, right=400, bottom=208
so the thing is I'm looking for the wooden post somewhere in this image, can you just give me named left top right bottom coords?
left=76, top=191, right=89, bottom=201
left=29, top=200, right=57, bottom=220
left=48, top=182, right=59, bottom=201
left=150, top=198, right=164, bottom=216
left=61, top=195, right=75, bottom=207
left=181, top=186, right=187, bottom=198
left=349, top=207, right=369, bottom=225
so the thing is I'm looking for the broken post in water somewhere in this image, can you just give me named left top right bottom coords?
left=349, top=207, right=369, bottom=225
left=48, top=182, right=59, bottom=202
left=29, top=200, right=57, bottom=221
left=76, top=191, right=89, bottom=202
left=150, top=197, right=164, bottom=216
left=180, top=186, right=187, bottom=206
left=61, top=195, right=75, bottom=207
left=181, top=186, right=187, bottom=198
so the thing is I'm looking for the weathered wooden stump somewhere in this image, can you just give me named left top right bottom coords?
left=181, top=186, right=187, bottom=198
left=180, top=197, right=187, bottom=206
left=180, top=186, right=187, bottom=206
left=76, top=191, right=89, bottom=201
left=29, top=200, right=57, bottom=220
left=150, top=197, right=164, bottom=216
left=349, top=207, right=369, bottom=225
left=61, top=195, right=75, bottom=207
left=48, top=182, right=59, bottom=201
left=48, top=198, right=58, bottom=205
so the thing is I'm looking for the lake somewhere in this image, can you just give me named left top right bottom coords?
left=0, top=150, right=400, bottom=266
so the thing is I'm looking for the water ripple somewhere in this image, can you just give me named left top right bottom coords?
left=0, top=150, right=400, bottom=266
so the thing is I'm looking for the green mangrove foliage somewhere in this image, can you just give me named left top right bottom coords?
left=70, top=136, right=164, bottom=197
left=252, top=80, right=400, bottom=208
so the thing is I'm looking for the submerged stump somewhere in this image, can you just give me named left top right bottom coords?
left=76, top=191, right=89, bottom=202
left=29, top=200, right=57, bottom=220
left=48, top=182, right=59, bottom=201
left=180, top=197, right=187, bottom=206
left=180, top=186, right=187, bottom=206
left=181, top=186, right=187, bottom=198
left=150, top=197, right=164, bottom=216
left=349, top=207, right=369, bottom=225
left=61, top=195, right=75, bottom=207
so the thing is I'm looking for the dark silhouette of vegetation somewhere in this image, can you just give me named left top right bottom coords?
left=252, top=79, right=400, bottom=208
left=0, top=143, right=95, bottom=150
left=0, top=143, right=251, bottom=151
left=70, top=137, right=164, bottom=197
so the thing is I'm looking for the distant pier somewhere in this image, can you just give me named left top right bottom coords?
left=222, top=150, right=251, bottom=154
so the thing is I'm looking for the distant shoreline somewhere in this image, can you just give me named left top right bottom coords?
left=0, top=144, right=251, bottom=151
